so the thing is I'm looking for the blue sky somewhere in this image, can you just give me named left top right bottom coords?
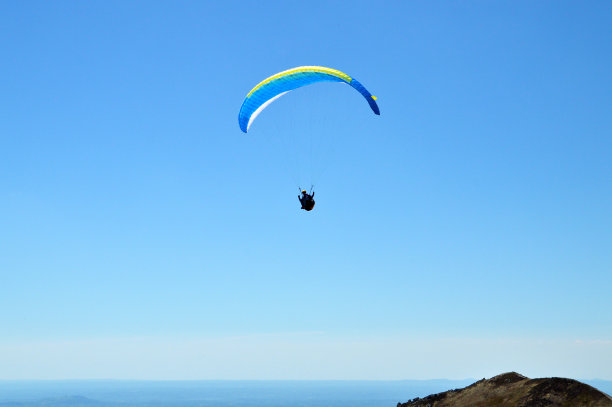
left=0, top=1, right=611, bottom=379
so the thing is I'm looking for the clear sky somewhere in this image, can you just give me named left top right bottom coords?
left=0, top=0, right=611, bottom=380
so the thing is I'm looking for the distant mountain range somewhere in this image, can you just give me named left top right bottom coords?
left=398, top=372, right=612, bottom=407
left=0, top=395, right=101, bottom=407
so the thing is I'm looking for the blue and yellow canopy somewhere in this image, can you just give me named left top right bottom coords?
left=238, top=66, right=380, bottom=133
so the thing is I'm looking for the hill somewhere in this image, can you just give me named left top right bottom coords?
left=397, top=372, right=612, bottom=407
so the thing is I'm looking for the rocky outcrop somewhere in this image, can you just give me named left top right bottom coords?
left=397, top=372, right=612, bottom=407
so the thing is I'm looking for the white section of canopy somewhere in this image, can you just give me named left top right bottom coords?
left=247, top=91, right=289, bottom=131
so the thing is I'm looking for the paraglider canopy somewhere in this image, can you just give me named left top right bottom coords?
left=238, top=66, right=380, bottom=133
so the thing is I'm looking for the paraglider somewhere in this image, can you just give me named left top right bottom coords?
left=238, top=66, right=379, bottom=211
left=298, top=188, right=315, bottom=211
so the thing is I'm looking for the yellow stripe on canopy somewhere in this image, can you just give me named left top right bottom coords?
left=246, top=66, right=352, bottom=97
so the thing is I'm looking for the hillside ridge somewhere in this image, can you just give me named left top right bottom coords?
left=398, top=372, right=612, bottom=407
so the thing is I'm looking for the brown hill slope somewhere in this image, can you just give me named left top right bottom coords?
left=398, top=372, right=612, bottom=407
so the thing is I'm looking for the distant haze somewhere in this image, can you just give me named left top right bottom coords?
left=1, top=335, right=611, bottom=380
